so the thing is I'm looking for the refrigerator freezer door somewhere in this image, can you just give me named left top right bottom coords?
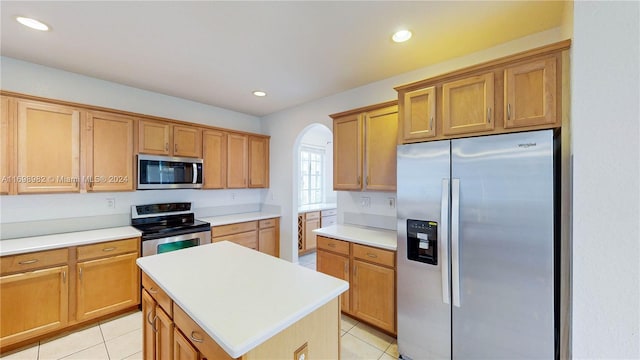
left=397, top=140, right=451, bottom=359
left=451, top=130, right=555, bottom=359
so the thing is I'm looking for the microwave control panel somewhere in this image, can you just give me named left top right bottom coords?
left=407, top=219, right=437, bottom=265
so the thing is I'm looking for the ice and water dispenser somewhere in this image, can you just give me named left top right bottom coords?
left=406, top=219, right=438, bottom=265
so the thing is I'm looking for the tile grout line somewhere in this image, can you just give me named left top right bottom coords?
left=98, top=323, right=112, bottom=360
left=346, top=323, right=394, bottom=354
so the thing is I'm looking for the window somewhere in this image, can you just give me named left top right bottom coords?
left=299, top=146, right=324, bottom=205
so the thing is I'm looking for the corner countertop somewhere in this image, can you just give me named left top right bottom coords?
left=199, top=211, right=281, bottom=227
left=313, top=224, right=397, bottom=251
left=137, top=241, right=348, bottom=358
left=0, top=226, right=143, bottom=257
left=297, top=203, right=337, bottom=213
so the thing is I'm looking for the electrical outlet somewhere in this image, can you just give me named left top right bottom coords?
left=106, top=198, right=115, bottom=208
left=361, top=196, right=371, bottom=208
left=388, top=197, right=396, bottom=209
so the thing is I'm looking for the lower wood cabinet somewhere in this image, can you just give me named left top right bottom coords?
left=0, top=265, right=69, bottom=347
left=0, top=237, right=141, bottom=353
left=211, top=217, right=280, bottom=257
left=173, top=328, right=200, bottom=360
left=316, top=236, right=397, bottom=335
left=298, top=211, right=320, bottom=255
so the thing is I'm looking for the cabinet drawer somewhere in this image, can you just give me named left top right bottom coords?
left=77, top=238, right=139, bottom=261
left=259, top=218, right=277, bottom=229
left=211, top=221, right=257, bottom=237
left=321, top=209, right=337, bottom=217
left=213, top=231, right=257, bottom=250
left=353, top=244, right=395, bottom=268
left=317, top=236, right=349, bottom=256
left=304, top=211, right=320, bottom=221
left=173, top=304, right=234, bottom=360
left=141, top=272, right=172, bottom=316
left=1, top=248, right=69, bottom=275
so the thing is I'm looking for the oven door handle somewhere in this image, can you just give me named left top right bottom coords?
left=192, top=163, right=197, bottom=184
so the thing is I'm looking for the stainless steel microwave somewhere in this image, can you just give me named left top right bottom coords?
left=137, top=154, right=203, bottom=189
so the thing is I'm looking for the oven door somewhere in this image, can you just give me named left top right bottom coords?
left=138, top=154, right=203, bottom=190
left=142, top=230, right=211, bottom=257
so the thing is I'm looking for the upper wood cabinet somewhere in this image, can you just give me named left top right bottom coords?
left=202, top=130, right=227, bottom=189
left=84, top=111, right=135, bottom=192
left=248, top=135, right=269, bottom=188
left=442, top=73, right=495, bottom=136
left=402, top=86, right=436, bottom=142
left=138, top=120, right=202, bottom=158
left=16, top=100, right=81, bottom=194
left=226, top=132, right=248, bottom=188
left=1, top=96, right=13, bottom=195
left=504, top=57, right=557, bottom=129
left=395, top=40, right=569, bottom=143
left=331, top=102, right=398, bottom=191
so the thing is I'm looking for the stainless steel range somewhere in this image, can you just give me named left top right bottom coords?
left=131, top=202, right=211, bottom=256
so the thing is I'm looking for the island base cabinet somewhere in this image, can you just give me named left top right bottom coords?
left=174, top=328, right=200, bottom=360
left=0, top=266, right=69, bottom=348
left=142, top=289, right=175, bottom=360
left=317, top=249, right=350, bottom=313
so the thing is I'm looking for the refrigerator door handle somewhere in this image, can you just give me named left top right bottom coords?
left=441, top=178, right=451, bottom=305
left=451, top=178, right=461, bottom=307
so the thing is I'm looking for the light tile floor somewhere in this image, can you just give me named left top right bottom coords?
left=4, top=253, right=398, bottom=360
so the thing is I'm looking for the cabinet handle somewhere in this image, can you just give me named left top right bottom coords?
left=79, top=267, right=83, bottom=281
left=165, top=143, right=169, bottom=151
left=175, top=144, right=178, bottom=152
left=430, top=116, right=434, bottom=130
left=366, top=176, right=369, bottom=186
left=328, top=243, right=336, bottom=248
left=357, top=176, right=361, bottom=185
left=151, top=315, right=158, bottom=333
left=18, top=259, right=38, bottom=265
left=148, top=287, right=158, bottom=294
left=354, top=265, right=357, bottom=277
left=102, top=247, right=117, bottom=252
left=487, top=107, right=492, bottom=123
left=507, top=103, right=511, bottom=120
left=62, top=270, right=66, bottom=283
left=146, top=310, right=155, bottom=326
left=88, top=180, right=94, bottom=189
left=190, top=331, right=204, bottom=343
left=366, top=252, right=378, bottom=258
left=344, top=263, right=347, bottom=276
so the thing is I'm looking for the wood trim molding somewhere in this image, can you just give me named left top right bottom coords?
left=329, top=100, right=397, bottom=119
left=394, top=39, right=572, bottom=92
left=0, top=90, right=270, bottom=139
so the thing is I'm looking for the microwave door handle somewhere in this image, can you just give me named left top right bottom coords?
left=192, top=163, right=197, bottom=184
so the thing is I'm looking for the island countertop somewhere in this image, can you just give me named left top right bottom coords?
left=136, top=241, right=348, bottom=358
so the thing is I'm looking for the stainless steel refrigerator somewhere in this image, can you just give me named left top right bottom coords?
left=397, top=130, right=557, bottom=359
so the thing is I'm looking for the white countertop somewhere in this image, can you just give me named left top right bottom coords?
left=136, top=241, right=348, bottom=358
left=313, top=224, right=397, bottom=251
left=0, top=226, right=142, bottom=257
left=199, top=211, right=280, bottom=227
left=298, top=203, right=337, bottom=213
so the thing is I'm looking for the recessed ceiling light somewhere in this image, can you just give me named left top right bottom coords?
left=16, top=16, right=49, bottom=31
left=392, top=30, right=412, bottom=43
left=253, top=91, right=267, bottom=97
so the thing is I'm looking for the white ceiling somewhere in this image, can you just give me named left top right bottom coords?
left=1, top=1, right=567, bottom=117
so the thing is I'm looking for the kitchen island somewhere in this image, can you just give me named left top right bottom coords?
left=136, top=241, right=348, bottom=359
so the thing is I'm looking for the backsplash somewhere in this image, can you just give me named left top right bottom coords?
left=337, top=191, right=397, bottom=230
left=0, top=189, right=266, bottom=239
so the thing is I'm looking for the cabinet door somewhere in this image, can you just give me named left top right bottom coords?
left=85, top=112, right=134, bottom=192
left=352, top=259, right=395, bottom=333
left=365, top=105, right=398, bottom=191
left=142, top=290, right=156, bottom=360
left=504, top=57, right=557, bottom=129
left=139, top=120, right=171, bottom=155
left=258, top=226, right=278, bottom=257
left=317, top=250, right=350, bottom=313
left=0, top=266, right=69, bottom=347
left=17, top=100, right=80, bottom=193
left=202, top=130, right=226, bottom=189
left=248, top=136, right=269, bottom=188
left=174, top=328, right=200, bottom=360
left=333, top=114, right=362, bottom=190
left=304, top=218, right=320, bottom=251
left=0, top=96, right=13, bottom=195
left=442, top=73, right=495, bottom=136
left=227, top=133, right=248, bottom=188
left=173, top=125, right=202, bottom=158
left=76, top=253, right=140, bottom=321
left=156, top=307, right=174, bottom=360
left=402, top=86, right=436, bottom=141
